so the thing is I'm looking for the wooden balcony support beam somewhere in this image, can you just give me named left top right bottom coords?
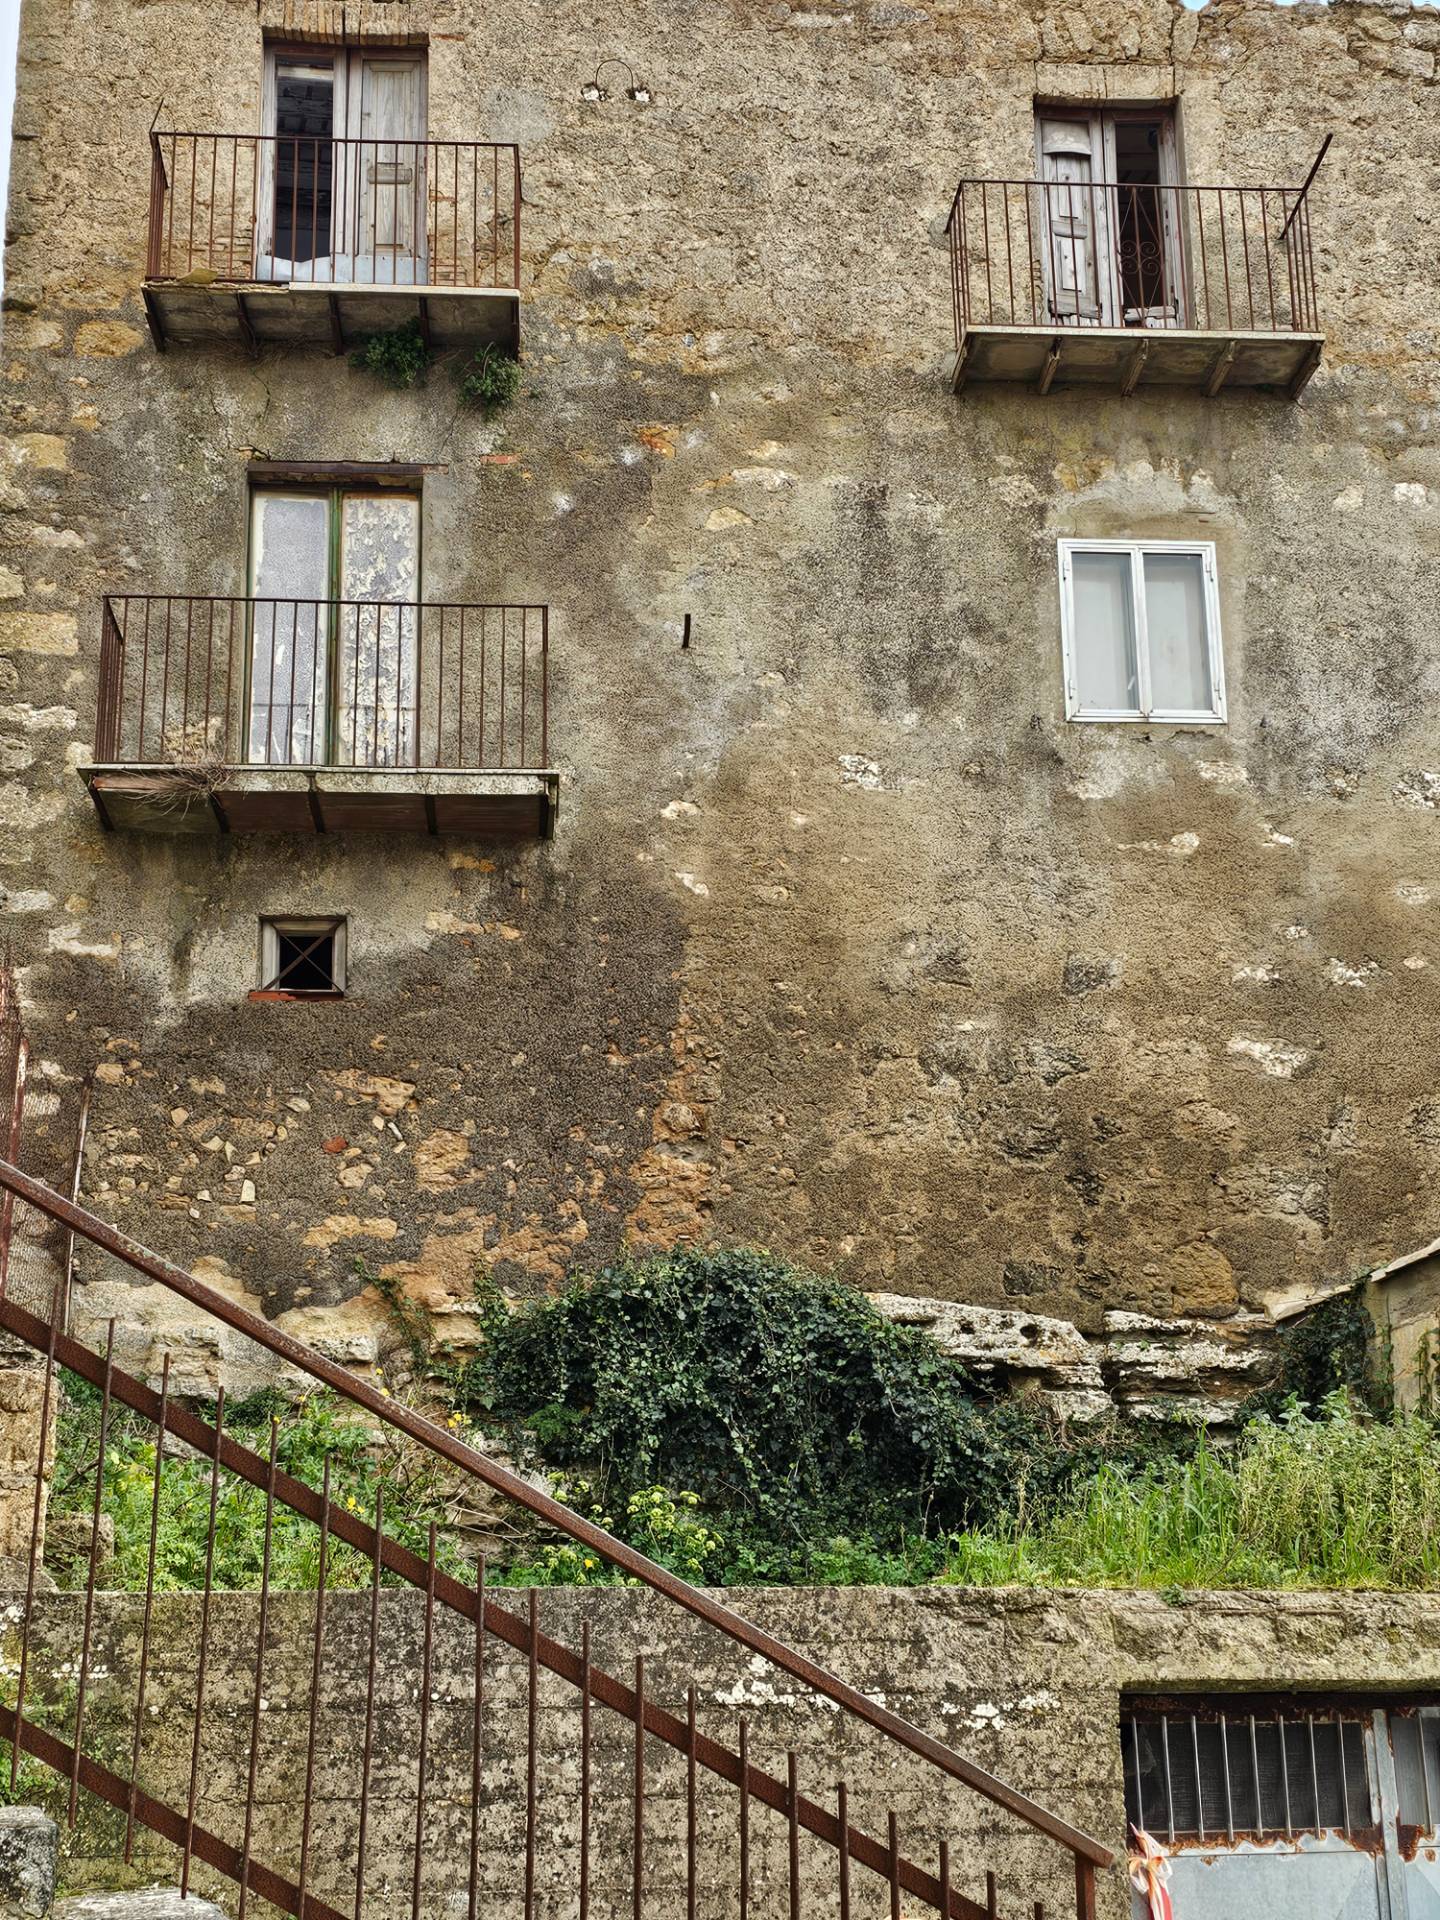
left=1203, top=339, right=1237, bottom=397
left=1120, top=337, right=1149, bottom=398
left=1288, top=340, right=1323, bottom=401
left=234, top=292, right=259, bottom=357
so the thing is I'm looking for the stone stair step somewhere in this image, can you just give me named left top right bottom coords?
left=53, top=1895, right=227, bottom=1920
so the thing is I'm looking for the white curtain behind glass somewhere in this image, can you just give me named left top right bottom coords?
left=1143, top=551, right=1211, bottom=713
left=1072, top=550, right=1139, bottom=712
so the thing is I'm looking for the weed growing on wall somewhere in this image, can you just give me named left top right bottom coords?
left=495, top=1481, right=725, bottom=1587
left=1245, top=1286, right=1387, bottom=1420
left=346, top=325, right=522, bottom=412
left=349, top=317, right=433, bottom=389
left=942, top=1395, right=1440, bottom=1591
left=459, top=344, right=521, bottom=413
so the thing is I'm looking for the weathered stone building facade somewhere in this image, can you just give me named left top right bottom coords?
left=2, top=0, right=1439, bottom=1369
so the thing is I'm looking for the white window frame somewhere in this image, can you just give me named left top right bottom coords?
left=1057, top=537, right=1226, bottom=724
left=258, top=916, right=348, bottom=996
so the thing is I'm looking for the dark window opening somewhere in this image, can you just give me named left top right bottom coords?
left=274, top=60, right=335, bottom=264
left=1123, top=1702, right=1372, bottom=1842
left=1114, top=118, right=1169, bottom=317
left=256, top=917, right=347, bottom=998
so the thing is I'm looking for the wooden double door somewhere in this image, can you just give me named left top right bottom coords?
left=1036, top=108, right=1187, bottom=328
left=257, top=47, right=428, bottom=284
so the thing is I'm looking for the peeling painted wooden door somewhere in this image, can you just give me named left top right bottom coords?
left=257, top=52, right=346, bottom=281
left=246, top=491, right=331, bottom=765
left=256, top=48, right=426, bottom=283
left=335, top=493, right=420, bottom=767
left=356, top=57, right=427, bottom=283
left=1036, top=116, right=1114, bottom=324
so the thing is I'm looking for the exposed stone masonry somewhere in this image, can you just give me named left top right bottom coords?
left=869, top=1292, right=1280, bottom=1428
left=10, top=1583, right=1440, bottom=1920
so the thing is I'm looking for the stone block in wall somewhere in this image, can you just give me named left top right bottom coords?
left=69, top=1278, right=379, bottom=1400
left=0, top=1354, right=55, bottom=1564
left=1098, top=1311, right=1281, bottom=1425
left=0, top=1806, right=57, bottom=1919
left=867, top=1292, right=1114, bottom=1423
left=868, top=1295, right=1281, bottom=1429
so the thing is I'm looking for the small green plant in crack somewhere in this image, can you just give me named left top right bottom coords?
left=349, top=317, right=433, bottom=390
left=459, top=343, right=522, bottom=413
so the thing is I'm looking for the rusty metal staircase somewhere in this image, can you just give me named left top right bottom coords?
left=0, top=1150, right=1112, bottom=1920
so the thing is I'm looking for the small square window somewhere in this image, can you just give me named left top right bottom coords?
left=1058, top=539, right=1226, bottom=723
left=256, top=917, right=347, bottom=998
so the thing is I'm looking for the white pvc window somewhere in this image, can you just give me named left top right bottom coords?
left=1058, top=539, right=1225, bottom=723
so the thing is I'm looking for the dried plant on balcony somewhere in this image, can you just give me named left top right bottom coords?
left=146, top=724, right=233, bottom=816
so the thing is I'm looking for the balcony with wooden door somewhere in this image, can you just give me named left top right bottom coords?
left=81, top=590, right=555, bottom=839
left=946, top=116, right=1327, bottom=399
left=142, top=48, right=522, bottom=354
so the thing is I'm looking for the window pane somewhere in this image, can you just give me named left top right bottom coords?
left=1070, top=550, right=1139, bottom=712
left=248, top=492, right=331, bottom=765
left=1143, top=550, right=1212, bottom=713
left=337, top=494, right=420, bottom=768
left=273, top=62, right=335, bottom=266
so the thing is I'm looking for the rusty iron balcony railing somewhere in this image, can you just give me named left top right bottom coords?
left=946, top=175, right=1325, bottom=398
left=143, top=131, right=522, bottom=353
left=0, top=1149, right=1114, bottom=1920
left=83, top=594, right=556, bottom=837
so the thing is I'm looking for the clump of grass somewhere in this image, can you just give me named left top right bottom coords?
left=47, top=1373, right=467, bottom=1593
left=942, top=1395, right=1440, bottom=1592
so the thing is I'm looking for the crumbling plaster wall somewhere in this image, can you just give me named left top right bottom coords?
left=1, top=0, right=1439, bottom=1344
left=15, top=1584, right=1440, bottom=1920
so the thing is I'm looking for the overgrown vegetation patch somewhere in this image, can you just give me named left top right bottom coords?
left=48, top=1379, right=462, bottom=1592
left=347, top=319, right=523, bottom=411
left=435, top=1250, right=1434, bottom=1591
left=41, top=1249, right=1435, bottom=1596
